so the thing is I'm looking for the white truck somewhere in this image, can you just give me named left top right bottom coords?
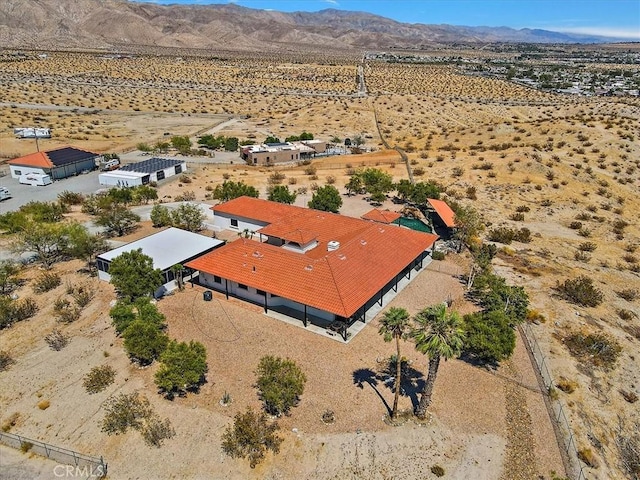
left=19, top=173, right=52, bottom=186
left=0, top=186, right=11, bottom=200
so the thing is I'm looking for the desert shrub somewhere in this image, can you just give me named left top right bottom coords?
left=37, top=400, right=50, bottom=410
left=174, top=190, right=196, bottom=202
left=623, top=254, right=638, bottom=264
left=83, top=365, right=116, bottom=394
left=221, top=407, right=283, bottom=469
left=413, top=167, right=425, bottom=176
left=141, top=415, right=175, bottom=447
left=578, top=228, right=591, bottom=238
left=325, top=175, right=336, bottom=184
left=617, top=309, right=636, bottom=321
left=462, top=310, right=515, bottom=364
left=44, top=329, right=70, bottom=351
left=451, top=166, right=464, bottom=177
left=53, top=298, right=81, bottom=323
left=568, top=221, right=583, bottom=230
left=2, top=412, right=20, bottom=432
left=20, top=441, right=34, bottom=453
left=0, top=351, right=15, bottom=371
left=321, top=409, right=335, bottom=424
left=574, top=251, right=591, bottom=262
left=565, top=332, right=621, bottom=370
left=179, top=174, right=192, bottom=184
left=72, top=286, right=94, bottom=308
left=554, top=276, right=603, bottom=307
left=515, top=205, right=530, bottom=213
left=616, top=289, right=638, bottom=301
left=578, top=242, right=597, bottom=252
left=616, top=422, right=640, bottom=478
left=431, top=465, right=445, bottom=477
left=255, top=356, right=306, bottom=416
left=509, top=212, right=524, bottom=221
left=268, top=171, right=286, bottom=185
left=33, top=272, right=61, bottom=293
left=58, top=190, right=85, bottom=206
left=432, top=251, right=445, bottom=261
left=487, top=227, right=530, bottom=244
left=101, top=392, right=152, bottom=435
left=619, top=390, right=638, bottom=404
left=0, top=297, right=38, bottom=328
left=465, top=186, right=477, bottom=200
left=578, top=447, right=599, bottom=468
left=555, top=377, right=578, bottom=394
left=150, top=205, right=172, bottom=228
left=303, top=165, right=317, bottom=176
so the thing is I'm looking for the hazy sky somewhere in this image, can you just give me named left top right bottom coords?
left=132, top=0, right=640, bottom=39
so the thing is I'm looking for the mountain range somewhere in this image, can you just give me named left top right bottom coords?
left=0, top=0, right=622, bottom=52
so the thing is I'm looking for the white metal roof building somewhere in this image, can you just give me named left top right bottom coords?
left=97, top=227, right=224, bottom=296
left=98, top=158, right=186, bottom=186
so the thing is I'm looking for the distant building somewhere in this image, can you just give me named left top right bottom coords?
left=241, top=140, right=326, bottom=165
left=98, top=158, right=186, bottom=187
left=8, top=146, right=98, bottom=180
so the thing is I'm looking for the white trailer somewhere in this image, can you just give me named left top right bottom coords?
left=14, top=128, right=51, bottom=139
left=19, top=173, right=52, bottom=186
left=0, top=187, right=11, bottom=200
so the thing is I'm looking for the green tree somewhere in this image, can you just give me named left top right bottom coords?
left=255, top=356, right=306, bottom=416
left=108, top=249, right=163, bottom=301
left=378, top=307, right=411, bottom=419
left=101, top=392, right=153, bottom=435
left=212, top=181, right=259, bottom=202
left=170, top=204, right=205, bottom=232
left=95, top=204, right=140, bottom=237
left=410, top=181, right=441, bottom=204
left=137, top=142, right=152, bottom=152
left=154, top=340, right=207, bottom=395
left=66, top=223, right=109, bottom=271
left=123, top=319, right=169, bottom=365
left=13, top=220, right=71, bottom=269
left=345, top=175, right=363, bottom=196
left=267, top=185, right=297, bottom=204
left=221, top=407, right=283, bottom=469
left=462, top=310, right=515, bottom=364
left=224, top=137, right=239, bottom=151
left=133, top=185, right=158, bottom=204
left=171, top=264, right=185, bottom=290
left=308, top=185, right=342, bottom=213
left=411, top=304, right=464, bottom=418
left=171, top=136, right=192, bottom=155
left=150, top=205, right=172, bottom=228
left=110, top=297, right=166, bottom=336
left=450, top=202, right=484, bottom=252
left=265, top=136, right=281, bottom=144
left=0, top=260, right=20, bottom=295
left=109, top=300, right=137, bottom=336
left=470, top=272, right=529, bottom=324
left=360, top=168, right=394, bottom=198
left=395, top=179, right=414, bottom=202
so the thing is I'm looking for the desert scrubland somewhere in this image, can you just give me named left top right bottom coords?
left=1, top=47, right=639, bottom=480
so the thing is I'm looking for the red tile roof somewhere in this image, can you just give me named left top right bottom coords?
left=188, top=197, right=438, bottom=317
left=427, top=198, right=456, bottom=228
left=8, top=151, right=53, bottom=168
left=361, top=208, right=402, bottom=224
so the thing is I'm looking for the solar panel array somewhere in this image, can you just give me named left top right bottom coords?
left=119, top=158, right=182, bottom=174
left=47, top=147, right=97, bottom=166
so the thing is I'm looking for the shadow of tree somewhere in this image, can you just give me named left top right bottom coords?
left=376, top=358, right=426, bottom=410
left=352, top=368, right=391, bottom=416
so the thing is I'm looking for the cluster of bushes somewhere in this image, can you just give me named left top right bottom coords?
left=487, top=226, right=532, bottom=244
left=564, top=332, right=621, bottom=370
left=211, top=180, right=259, bottom=202
left=150, top=204, right=205, bottom=232
left=0, top=296, right=38, bottom=329
left=395, top=179, right=442, bottom=204
left=197, top=134, right=240, bottom=152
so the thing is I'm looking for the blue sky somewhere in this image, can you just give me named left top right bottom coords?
left=133, top=0, right=640, bottom=39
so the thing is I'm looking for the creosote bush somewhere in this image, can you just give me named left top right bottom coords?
left=44, top=329, right=70, bottom=351
left=83, top=365, right=116, bottom=394
left=0, top=351, right=15, bottom=371
left=616, top=289, right=638, bottom=302
left=554, top=275, right=603, bottom=307
left=33, top=272, right=61, bottom=293
left=221, top=407, right=283, bottom=469
left=564, top=332, right=621, bottom=370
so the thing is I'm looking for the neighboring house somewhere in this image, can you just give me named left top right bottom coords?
left=240, top=141, right=327, bottom=165
left=98, top=158, right=186, bottom=187
left=8, top=146, right=99, bottom=180
left=97, top=227, right=224, bottom=297
left=187, top=197, right=438, bottom=338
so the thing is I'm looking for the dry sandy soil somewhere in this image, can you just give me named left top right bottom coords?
left=1, top=48, right=639, bottom=480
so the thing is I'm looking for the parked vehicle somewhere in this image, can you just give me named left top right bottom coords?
left=19, top=173, right=52, bottom=186
left=14, top=127, right=51, bottom=139
left=0, top=186, right=11, bottom=200
left=101, top=159, right=121, bottom=171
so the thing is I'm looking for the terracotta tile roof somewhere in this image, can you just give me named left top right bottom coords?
left=277, top=229, right=318, bottom=245
left=212, top=197, right=295, bottom=224
left=188, top=197, right=438, bottom=317
left=427, top=198, right=456, bottom=228
left=8, top=151, right=52, bottom=168
left=8, top=146, right=98, bottom=169
left=361, top=208, right=402, bottom=224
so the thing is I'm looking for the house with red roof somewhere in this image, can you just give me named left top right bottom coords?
left=8, top=146, right=99, bottom=180
left=187, top=197, right=438, bottom=341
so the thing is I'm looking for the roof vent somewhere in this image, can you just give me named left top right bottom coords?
left=337, top=253, right=347, bottom=260
left=327, top=240, right=340, bottom=252
left=304, top=265, right=313, bottom=271
left=252, top=251, right=263, bottom=258
left=360, top=239, right=367, bottom=246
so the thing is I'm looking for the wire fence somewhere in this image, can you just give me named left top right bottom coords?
left=0, top=431, right=107, bottom=478
left=519, top=323, right=588, bottom=480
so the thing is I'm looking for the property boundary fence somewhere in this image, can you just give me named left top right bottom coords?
left=0, top=431, right=107, bottom=478
left=519, top=323, right=588, bottom=480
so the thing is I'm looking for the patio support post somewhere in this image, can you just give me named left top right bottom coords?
left=263, top=291, right=268, bottom=314
left=342, top=324, right=347, bottom=342
left=393, top=273, right=398, bottom=292
left=361, top=305, right=366, bottom=323
left=224, top=279, right=229, bottom=299
left=303, top=304, right=308, bottom=327
left=378, top=289, right=383, bottom=306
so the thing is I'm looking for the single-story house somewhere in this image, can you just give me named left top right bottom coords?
left=97, top=227, right=223, bottom=297
left=99, top=158, right=186, bottom=186
left=187, top=197, right=438, bottom=340
left=8, top=146, right=99, bottom=180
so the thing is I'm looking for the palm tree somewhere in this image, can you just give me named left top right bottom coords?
left=411, top=303, right=464, bottom=419
left=378, top=307, right=411, bottom=419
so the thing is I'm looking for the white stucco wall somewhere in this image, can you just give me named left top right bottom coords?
left=10, top=165, right=46, bottom=179
left=212, top=212, right=268, bottom=234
